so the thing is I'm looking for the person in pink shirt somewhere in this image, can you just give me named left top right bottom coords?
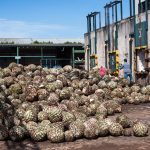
left=99, top=66, right=106, bottom=78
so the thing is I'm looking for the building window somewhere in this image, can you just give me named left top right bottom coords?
left=138, top=1, right=146, bottom=13
left=138, top=0, right=150, bottom=13
left=148, top=0, right=150, bottom=10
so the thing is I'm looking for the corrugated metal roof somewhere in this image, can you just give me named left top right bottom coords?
left=0, top=38, right=84, bottom=44
left=0, top=43, right=84, bottom=47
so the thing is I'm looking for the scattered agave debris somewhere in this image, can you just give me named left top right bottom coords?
left=0, top=63, right=149, bottom=142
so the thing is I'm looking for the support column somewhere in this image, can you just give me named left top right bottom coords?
left=129, top=0, right=132, bottom=17
left=87, top=47, right=90, bottom=71
left=107, top=7, right=111, bottom=52
left=129, top=39, right=133, bottom=74
left=16, top=47, right=20, bottom=64
left=112, top=5, right=114, bottom=51
left=46, top=59, right=48, bottom=68
left=41, top=47, right=43, bottom=58
left=94, top=15, right=97, bottom=54
left=105, top=7, right=107, bottom=26
left=115, top=4, right=118, bottom=50
left=99, top=12, right=101, bottom=29
left=72, top=47, right=75, bottom=68
left=40, top=47, right=43, bottom=66
left=120, top=0, right=123, bottom=20
left=115, top=4, right=118, bottom=23
left=105, top=44, right=108, bottom=68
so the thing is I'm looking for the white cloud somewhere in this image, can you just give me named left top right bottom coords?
left=0, top=19, right=69, bottom=38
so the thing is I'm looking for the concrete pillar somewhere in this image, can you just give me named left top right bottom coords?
left=72, top=47, right=75, bottom=68
left=16, top=47, right=20, bottom=64
left=40, top=47, right=43, bottom=66
left=41, top=47, right=43, bottom=58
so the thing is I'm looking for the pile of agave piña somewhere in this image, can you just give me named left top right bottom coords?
left=0, top=63, right=149, bottom=142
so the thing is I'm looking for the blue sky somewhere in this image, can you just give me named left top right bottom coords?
left=0, top=0, right=130, bottom=39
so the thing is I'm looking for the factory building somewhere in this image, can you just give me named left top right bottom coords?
left=84, top=0, right=150, bottom=85
left=0, top=38, right=84, bottom=69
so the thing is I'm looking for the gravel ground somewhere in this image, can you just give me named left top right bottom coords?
left=1, top=103, right=150, bottom=150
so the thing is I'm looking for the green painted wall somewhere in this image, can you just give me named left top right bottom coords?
left=90, top=58, right=96, bottom=68
left=135, top=21, right=147, bottom=47
left=109, top=53, right=116, bottom=72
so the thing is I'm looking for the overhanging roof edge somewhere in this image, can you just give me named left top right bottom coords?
left=0, top=43, right=84, bottom=47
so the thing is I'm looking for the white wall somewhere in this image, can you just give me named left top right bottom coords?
left=97, top=29, right=106, bottom=67
left=118, top=19, right=134, bottom=64
left=84, top=18, right=134, bottom=71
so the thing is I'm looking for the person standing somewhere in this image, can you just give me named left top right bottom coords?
left=120, top=59, right=132, bottom=81
left=99, top=66, right=107, bottom=78
left=118, top=63, right=124, bottom=78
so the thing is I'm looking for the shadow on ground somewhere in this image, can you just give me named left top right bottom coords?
left=4, top=140, right=40, bottom=150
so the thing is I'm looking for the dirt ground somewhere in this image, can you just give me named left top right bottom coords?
left=1, top=104, right=150, bottom=150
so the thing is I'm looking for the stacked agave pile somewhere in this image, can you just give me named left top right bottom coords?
left=0, top=63, right=149, bottom=142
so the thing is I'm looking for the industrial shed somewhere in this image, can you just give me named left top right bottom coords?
left=0, top=39, right=84, bottom=68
